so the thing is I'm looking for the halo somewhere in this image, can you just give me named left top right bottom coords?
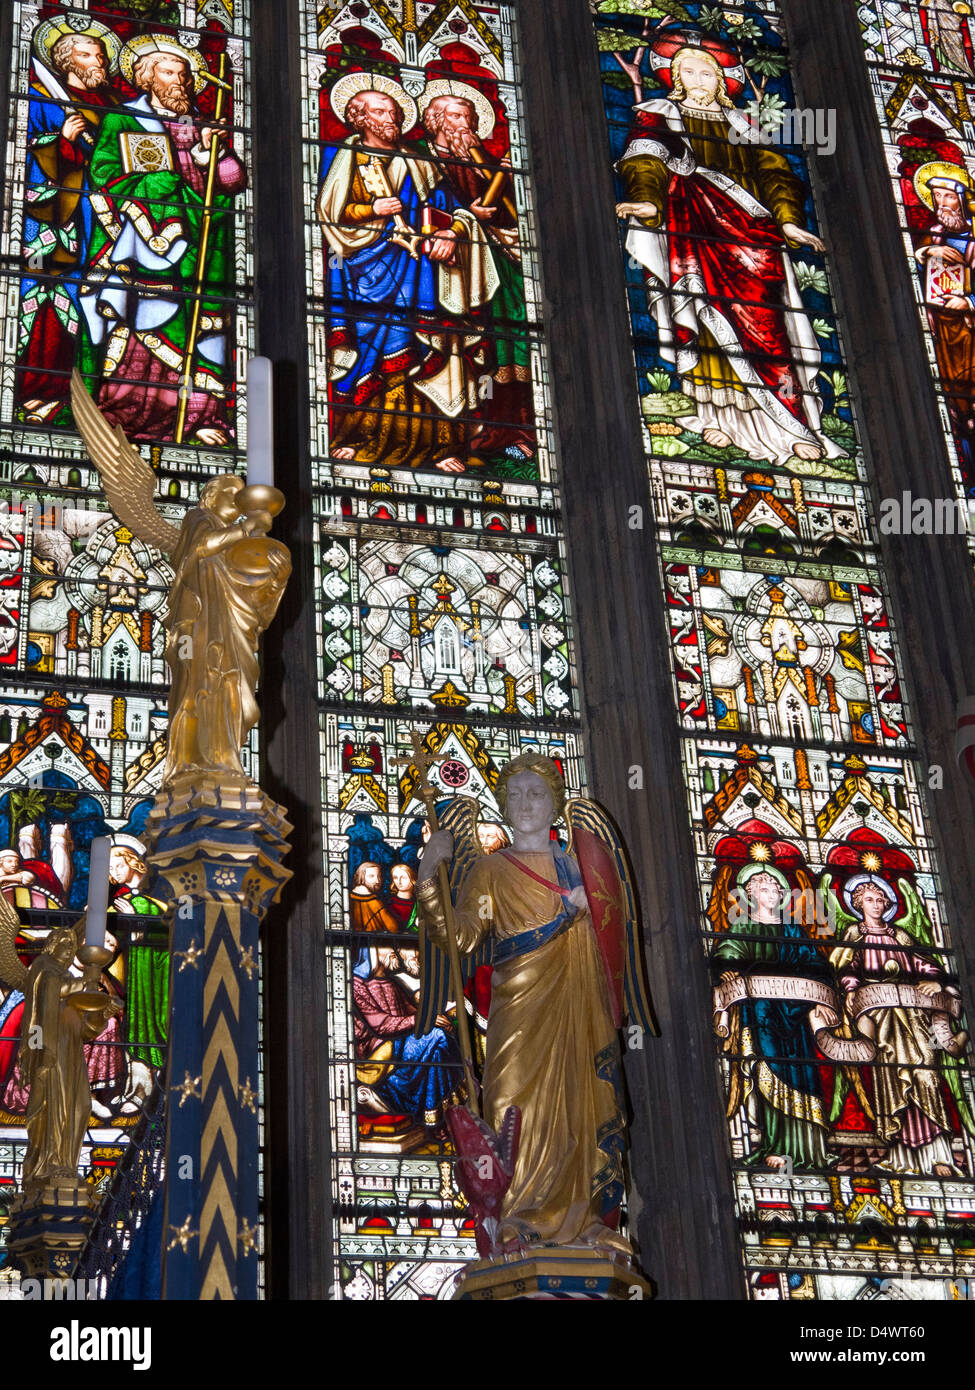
left=417, top=78, right=496, bottom=140
left=119, top=34, right=210, bottom=95
left=915, top=160, right=972, bottom=211
left=650, top=33, right=747, bottom=100
left=33, top=16, right=121, bottom=76
left=330, top=72, right=418, bottom=131
left=736, top=861, right=790, bottom=893
left=109, top=833, right=148, bottom=858
left=842, top=872, right=899, bottom=922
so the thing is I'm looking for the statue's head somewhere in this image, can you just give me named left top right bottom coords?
left=496, top=754, right=566, bottom=832
left=47, top=927, right=77, bottom=966
left=200, top=474, right=245, bottom=524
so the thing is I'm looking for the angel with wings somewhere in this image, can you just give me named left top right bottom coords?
left=824, top=871, right=974, bottom=1177
left=70, top=371, right=290, bottom=786
left=416, top=752, right=654, bottom=1255
left=0, top=901, right=121, bottom=1189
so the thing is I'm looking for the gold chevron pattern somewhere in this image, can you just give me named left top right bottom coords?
left=199, top=899, right=241, bottom=1300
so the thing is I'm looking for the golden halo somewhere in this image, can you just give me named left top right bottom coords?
left=417, top=78, right=496, bottom=140
left=330, top=72, right=418, bottom=130
left=33, top=16, right=121, bottom=75
left=119, top=34, right=210, bottom=96
left=915, top=160, right=972, bottom=211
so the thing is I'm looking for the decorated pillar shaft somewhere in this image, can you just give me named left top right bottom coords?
left=147, top=779, right=291, bottom=1300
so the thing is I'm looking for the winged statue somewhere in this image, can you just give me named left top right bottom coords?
left=415, top=752, right=655, bottom=1258
left=0, top=902, right=121, bottom=1188
left=70, top=371, right=291, bottom=788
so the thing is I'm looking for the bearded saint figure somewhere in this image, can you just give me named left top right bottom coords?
left=617, top=41, right=846, bottom=469
left=418, top=85, right=535, bottom=458
left=317, top=76, right=500, bottom=473
left=914, top=164, right=975, bottom=466
left=19, top=21, right=120, bottom=424
left=78, top=39, right=247, bottom=443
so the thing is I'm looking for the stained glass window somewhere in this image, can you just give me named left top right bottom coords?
left=301, top=0, right=587, bottom=1299
left=0, top=0, right=255, bottom=1284
left=594, top=0, right=975, bottom=1300
left=858, top=0, right=975, bottom=535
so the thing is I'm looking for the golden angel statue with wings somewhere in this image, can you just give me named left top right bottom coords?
left=415, top=751, right=655, bottom=1258
left=71, top=371, right=290, bottom=788
left=0, top=901, right=119, bottom=1190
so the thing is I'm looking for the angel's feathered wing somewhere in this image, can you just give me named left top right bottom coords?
left=71, top=369, right=181, bottom=555
left=896, top=879, right=975, bottom=1135
left=565, top=797, right=658, bottom=1036
left=415, top=797, right=486, bottom=1037
left=0, top=891, right=27, bottom=992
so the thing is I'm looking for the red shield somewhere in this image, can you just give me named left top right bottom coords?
left=574, top=826, right=626, bottom=1028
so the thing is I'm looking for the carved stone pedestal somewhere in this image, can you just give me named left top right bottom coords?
left=453, top=1245, right=654, bottom=1301
left=146, top=774, right=291, bottom=1301
left=6, top=1176, right=97, bottom=1281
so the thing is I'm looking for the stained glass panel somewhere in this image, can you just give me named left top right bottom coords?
left=5, top=3, right=254, bottom=452
left=301, top=0, right=555, bottom=507
left=593, top=0, right=975, bottom=1300
left=302, top=4, right=591, bottom=1300
left=857, top=9, right=975, bottom=533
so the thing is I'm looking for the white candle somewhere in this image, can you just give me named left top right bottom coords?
left=247, top=356, right=274, bottom=488
left=86, top=837, right=111, bottom=949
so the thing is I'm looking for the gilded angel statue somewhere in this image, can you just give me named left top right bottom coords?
left=415, top=751, right=655, bottom=1258
left=0, top=902, right=119, bottom=1188
left=70, top=371, right=290, bottom=787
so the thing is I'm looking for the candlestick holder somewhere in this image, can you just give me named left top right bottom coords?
left=70, top=943, right=114, bottom=1014
left=237, top=483, right=285, bottom=537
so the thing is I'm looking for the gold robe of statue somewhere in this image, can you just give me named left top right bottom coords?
left=20, top=928, right=117, bottom=1187
left=162, top=476, right=290, bottom=785
left=419, top=849, right=629, bottom=1251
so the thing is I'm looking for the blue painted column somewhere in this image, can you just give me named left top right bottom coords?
left=146, top=779, right=291, bottom=1300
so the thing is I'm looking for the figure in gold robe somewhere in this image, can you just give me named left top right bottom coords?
left=417, top=755, right=633, bottom=1253
left=162, top=475, right=290, bottom=785
left=21, top=926, right=121, bottom=1188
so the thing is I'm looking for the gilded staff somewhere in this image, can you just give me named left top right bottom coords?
left=175, top=51, right=229, bottom=444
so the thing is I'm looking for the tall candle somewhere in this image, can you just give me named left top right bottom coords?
left=247, top=356, right=274, bottom=488
left=86, top=837, right=111, bottom=949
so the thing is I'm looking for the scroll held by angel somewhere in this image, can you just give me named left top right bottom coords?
left=70, top=370, right=290, bottom=787
left=416, top=753, right=655, bottom=1258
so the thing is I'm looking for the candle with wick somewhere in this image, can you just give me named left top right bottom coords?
left=247, top=356, right=274, bottom=488
left=86, top=837, right=111, bottom=950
